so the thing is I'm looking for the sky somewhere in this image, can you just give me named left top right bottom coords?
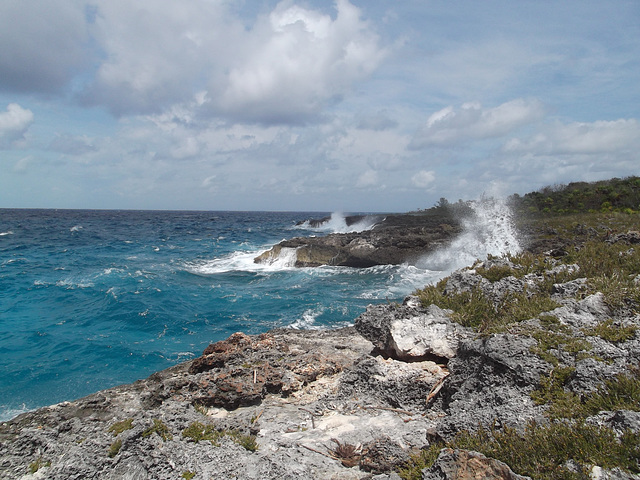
left=1, top=0, right=639, bottom=212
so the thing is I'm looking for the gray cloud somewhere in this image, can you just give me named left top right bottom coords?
left=0, top=0, right=88, bottom=94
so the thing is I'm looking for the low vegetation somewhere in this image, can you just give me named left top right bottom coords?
left=107, top=418, right=133, bottom=436
left=28, top=457, right=51, bottom=474
left=107, top=439, right=122, bottom=458
left=404, top=177, right=640, bottom=479
left=182, top=421, right=258, bottom=452
left=142, top=419, right=172, bottom=441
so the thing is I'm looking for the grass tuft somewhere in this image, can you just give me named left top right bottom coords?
left=142, top=419, right=172, bottom=441
left=107, top=418, right=133, bottom=436
left=28, top=457, right=51, bottom=474
left=182, top=421, right=258, bottom=451
left=108, top=439, right=122, bottom=458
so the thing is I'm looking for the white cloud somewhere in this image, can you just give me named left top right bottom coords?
left=504, top=118, right=640, bottom=155
left=0, top=103, right=34, bottom=148
left=215, top=0, right=386, bottom=124
left=411, top=170, right=435, bottom=188
left=356, top=169, right=379, bottom=188
left=80, top=0, right=386, bottom=124
left=410, top=99, right=545, bottom=148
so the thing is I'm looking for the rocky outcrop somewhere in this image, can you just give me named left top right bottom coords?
left=355, top=296, right=470, bottom=362
left=255, top=212, right=465, bottom=267
left=422, top=449, right=531, bottom=480
left=0, top=328, right=446, bottom=480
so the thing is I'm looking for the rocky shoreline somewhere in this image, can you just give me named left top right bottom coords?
left=254, top=210, right=467, bottom=268
left=2, top=224, right=639, bottom=478
left=2, top=183, right=640, bottom=479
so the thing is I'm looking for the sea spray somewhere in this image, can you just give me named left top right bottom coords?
left=417, top=196, right=521, bottom=272
left=297, top=212, right=380, bottom=233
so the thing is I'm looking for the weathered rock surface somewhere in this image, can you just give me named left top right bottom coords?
left=255, top=212, right=465, bottom=267
left=0, top=328, right=446, bottom=480
left=422, top=448, right=531, bottom=480
left=355, top=296, right=471, bottom=362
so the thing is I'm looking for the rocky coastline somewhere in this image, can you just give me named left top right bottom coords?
left=2, top=180, right=640, bottom=479
left=254, top=209, right=468, bottom=268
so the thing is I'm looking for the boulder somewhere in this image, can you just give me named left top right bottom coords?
left=355, top=296, right=469, bottom=362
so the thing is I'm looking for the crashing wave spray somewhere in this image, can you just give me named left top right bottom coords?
left=417, top=196, right=521, bottom=273
left=299, top=212, right=380, bottom=234
left=258, top=246, right=299, bottom=268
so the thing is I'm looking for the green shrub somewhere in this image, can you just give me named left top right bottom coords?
left=142, top=419, right=172, bottom=441
left=181, top=471, right=196, bottom=480
left=398, top=443, right=444, bottom=480
left=108, top=439, right=122, bottom=458
left=452, top=421, right=640, bottom=480
left=583, top=319, right=637, bottom=343
left=415, top=282, right=560, bottom=334
left=107, top=418, right=133, bottom=436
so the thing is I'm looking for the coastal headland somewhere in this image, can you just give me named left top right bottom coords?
left=1, top=177, right=639, bottom=479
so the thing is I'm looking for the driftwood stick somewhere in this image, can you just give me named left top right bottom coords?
left=299, top=444, right=337, bottom=461
left=426, top=373, right=449, bottom=404
left=299, top=408, right=318, bottom=429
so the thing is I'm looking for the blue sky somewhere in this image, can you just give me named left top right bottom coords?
left=1, top=0, right=639, bottom=211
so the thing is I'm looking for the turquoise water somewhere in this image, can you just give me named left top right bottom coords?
left=0, top=204, right=520, bottom=421
left=0, top=210, right=439, bottom=420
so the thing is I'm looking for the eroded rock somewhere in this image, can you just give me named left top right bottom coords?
left=422, top=448, right=531, bottom=480
left=355, top=296, right=470, bottom=362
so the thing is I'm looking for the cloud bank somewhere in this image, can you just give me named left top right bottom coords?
left=0, top=1, right=638, bottom=211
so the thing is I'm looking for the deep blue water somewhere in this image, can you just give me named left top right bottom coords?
left=0, top=209, right=444, bottom=421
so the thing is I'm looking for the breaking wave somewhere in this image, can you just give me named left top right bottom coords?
left=417, top=196, right=521, bottom=272
left=297, top=212, right=380, bottom=233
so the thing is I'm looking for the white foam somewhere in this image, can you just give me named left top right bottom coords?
left=70, top=225, right=83, bottom=232
left=186, top=247, right=299, bottom=275
left=289, top=308, right=324, bottom=330
left=417, top=197, right=521, bottom=273
left=298, top=212, right=379, bottom=234
left=0, top=231, right=14, bottom=236
left=0, top=404, right=32, bottom=422
left=259, top=247, right=298, bottom=268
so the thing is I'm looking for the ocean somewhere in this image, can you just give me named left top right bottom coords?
left=0, top=203, right=519, bottom=421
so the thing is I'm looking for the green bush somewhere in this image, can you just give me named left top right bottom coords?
left=107, top=418, right=133, bottom=436
left=142, top=419, right=172, bottom=441
left=108, top=439, right=122, bottom=458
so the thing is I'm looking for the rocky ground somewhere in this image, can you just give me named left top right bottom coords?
left=2, top=207, right=639, bottom=479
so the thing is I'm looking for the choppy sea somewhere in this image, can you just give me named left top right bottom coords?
left=0, top=204, right=519, bottom=421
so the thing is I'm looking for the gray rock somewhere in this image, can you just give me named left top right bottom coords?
left=355, top=298, right=470, bottom=362
left=422, top=448, right=530, bottom=480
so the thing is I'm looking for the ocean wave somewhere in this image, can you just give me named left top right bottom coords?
left=0, top=230, right=14, bottom=236
left=288, top=308, right=325, bottom=330
left=295, top=212, right=380, bottom=234
left=417, top=196, right=521, bottom=272
left=0, top=404, right=32, bottom=422
left=185, top=249, right=298, bottom=275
